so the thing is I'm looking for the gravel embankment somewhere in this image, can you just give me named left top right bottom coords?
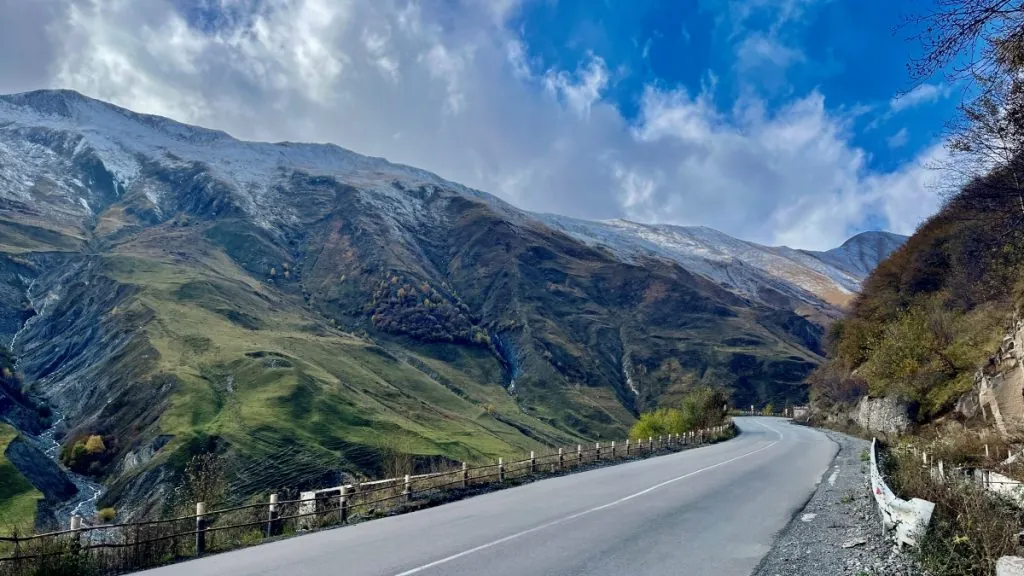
left=753, top=429, right=925, bottom=576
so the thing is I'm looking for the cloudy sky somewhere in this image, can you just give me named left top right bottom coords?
left=0, top=0, right=955, bottom=249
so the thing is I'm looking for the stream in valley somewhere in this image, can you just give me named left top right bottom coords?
left=29, top=409, right=104, bottom=528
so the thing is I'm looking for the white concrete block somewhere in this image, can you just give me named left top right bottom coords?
left=997, top=556, right=1024, bottom=576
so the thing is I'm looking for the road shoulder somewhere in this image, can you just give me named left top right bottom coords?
left=752, top=429, right=924, bottom=576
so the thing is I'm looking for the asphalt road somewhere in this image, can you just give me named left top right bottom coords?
left=139, top=417, right=837, bottom=576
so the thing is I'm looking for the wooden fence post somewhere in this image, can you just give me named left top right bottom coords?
left=195, top=502, right=206, bottom=557
left=648, top=437, right=653, bottom=452
left=70, top=514, right=83, bottom=558
left=462, top=462, right=469, bottom=488
left=577, top=444, right=582, bottom=464
left=625, top=438, right=630, bottom=455
left=596, top=442, right=601, bottom=461
left=530, top=451, right=536, bottom=474
left=611, top=441, right=616, bottom=458
left=404, top=474, right=412, bottom=501
left=267, top=493, right=280, bottom=536
left=338, top=487, right=349, bottom=524
left=498, top=458, right=505, bottom=482
left=558, top=448, right=564, bottom=470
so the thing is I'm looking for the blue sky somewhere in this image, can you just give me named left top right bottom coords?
left=511, top=0, right=954, bottom=171
left=0, top=0, right=955, bottom=249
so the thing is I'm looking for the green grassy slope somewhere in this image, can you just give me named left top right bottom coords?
left=0, top=424, right=41, bottom=534
left=93, top=236, right=576, bottom=499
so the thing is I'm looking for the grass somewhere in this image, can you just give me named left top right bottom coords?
left=0, top=424, right=42, bottom=536
left=98, top=250, right=578, bottom=499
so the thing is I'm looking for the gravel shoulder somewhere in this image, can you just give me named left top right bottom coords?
left=753, top=429, right=924, bottom=576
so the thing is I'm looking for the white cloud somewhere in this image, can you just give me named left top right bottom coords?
left=1, top=0, right=943, bottom=250
left=735, top=33, right=804, bottom=70
left=886, top=127, right=909, bottom=149
left=890, top=82, right=951, bottom=112
left=543, top=54, right=609, bottom=120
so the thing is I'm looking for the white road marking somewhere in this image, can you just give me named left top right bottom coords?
left=392, top=420, right=784, bottom=576
left=828, top=465, right=840, bottom=487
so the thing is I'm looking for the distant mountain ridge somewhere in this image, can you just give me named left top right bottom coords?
left=0, top=89, right=903, bottom=521
left=539, top=216, right=905, bottom=315
left=805, top=231, right=908, bottom=281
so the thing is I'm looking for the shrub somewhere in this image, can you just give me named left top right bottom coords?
left=97, top=507, right=116, bottom=523
left=630, top=387, right=728, bottom=440
left=368, top=272, right=485, bottom=344
left=172, top=453, right=228, bottom=511
left=60, top=434, right=114, bottom=475
left=84, top=435, right=106, bottom=454
left=884, top=442, right=1022, bottom=576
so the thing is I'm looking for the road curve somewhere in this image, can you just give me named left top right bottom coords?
left=139, top=418, right=837, bottom=576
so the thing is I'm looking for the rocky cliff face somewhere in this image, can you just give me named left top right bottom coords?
left=961, top=315, right=1024, bottom=438
left=855, top=396, right=913, bottom=436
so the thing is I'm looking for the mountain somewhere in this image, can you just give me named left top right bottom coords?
left=0, top=90, right=897, bottom=520
left=805, top=231, right=907, bottom=282
left=539, top=217, right=905, bottom=318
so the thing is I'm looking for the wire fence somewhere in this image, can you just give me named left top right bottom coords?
left=887, top=441, right=1024, bottom=499
left=0, top=423, right=736, bottom=576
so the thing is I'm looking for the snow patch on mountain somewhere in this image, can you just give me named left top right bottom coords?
left=536, top=214, right=890, bottom=309
left=0, top=90, right=519, bottom=231
left=0, top=90, right=903, bottom=312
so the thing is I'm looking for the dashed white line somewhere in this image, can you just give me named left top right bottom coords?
left=828, top=465, right=840, bottom=487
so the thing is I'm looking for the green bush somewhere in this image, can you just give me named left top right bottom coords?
left=629, top=387, right=727, bottom=440
left=60, top=434, right=114, bottom=476
left=97, top=507, right=116, bottom=523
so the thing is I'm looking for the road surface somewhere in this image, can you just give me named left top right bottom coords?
left=139, top=417, right=837, bottom=576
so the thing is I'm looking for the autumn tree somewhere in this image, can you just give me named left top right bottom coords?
left=902, top=0, right=1024, bottom=216
left=84, top=435, right=106, bottom=454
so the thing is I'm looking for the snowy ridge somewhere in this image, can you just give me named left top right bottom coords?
left=0, top=90, right=902, bottom=311
left=0, top=90, right=517, bottom=231
left=536, top=214, right=893, bottom=309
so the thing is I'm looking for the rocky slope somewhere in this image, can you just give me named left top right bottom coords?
left=0, top=89, right=899, bottom=517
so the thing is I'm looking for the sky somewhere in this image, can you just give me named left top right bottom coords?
left=0, top=0, right=958, bottom=250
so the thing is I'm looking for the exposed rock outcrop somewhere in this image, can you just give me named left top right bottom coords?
left=855, top=396, right=912, bottom=436
left=969, top=315, right=1024, bottom=438
left=4, top=437, right=77, bottom=501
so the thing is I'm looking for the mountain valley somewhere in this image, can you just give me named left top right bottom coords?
left=0, top=90, right=904, bottom=526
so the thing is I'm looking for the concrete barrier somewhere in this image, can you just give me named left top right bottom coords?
left=869, top=438, right=935, bottom=547
left=975, top=469, right=1024, bottom=507
left=998, top=556, right=1024, bottom=576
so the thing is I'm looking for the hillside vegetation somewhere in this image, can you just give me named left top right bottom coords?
left=812, top=161, right=1024, bottom=420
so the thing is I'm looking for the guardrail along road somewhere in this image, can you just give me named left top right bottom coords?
left=140, top=417, right=837, bottom=576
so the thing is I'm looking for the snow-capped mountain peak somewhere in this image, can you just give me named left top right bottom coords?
left=537, top=214, right=904, bottom=312
left=0, top=89, right=903, bottom=316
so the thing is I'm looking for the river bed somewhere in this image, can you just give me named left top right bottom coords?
left=29, top=410, right=104, bottom=529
